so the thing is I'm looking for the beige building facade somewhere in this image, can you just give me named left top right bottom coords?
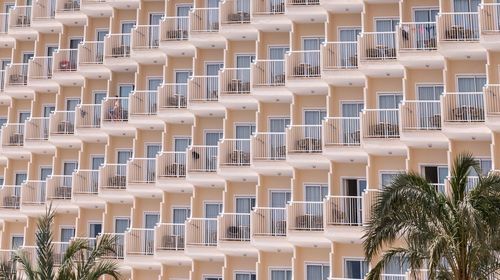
left=0, top=0, right=497, bottom=279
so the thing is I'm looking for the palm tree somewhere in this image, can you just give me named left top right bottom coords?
left=0, top=205, right=121, bottom=280
left=363, top=153, right=500, bottom=280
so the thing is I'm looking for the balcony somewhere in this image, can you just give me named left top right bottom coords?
left=251, top=60, right=289, bottom=98
left=155, top=151, right=191, bottom=192
left=321, top=42, right=364, bottom=86
left=28, top=56, right=59, bottom=90
left=186, top=145, right=224, bottom=186
left=219, top=68, right=256, bottom=108
left=131, top=25, right=164, bottom=63
left=362, top=189, right=380, bottom=225
left=127, top=158, right=161, bottom=196
left=188, top=8, right=225, bottom=48
left=437, top=12, right=483, bottom=58
left=158, top=16, right=194, bottom=56
left=46, top=175, right=78, bottom=211
left=128, top=90, right=163, bottom=128
left=8, top=6, right=37, bottom=40
left=286, top=125, right=327, bottom=167
left=397, top=22, right=442, bottom=68
left=24, top=117, right=54, bottom=153
left=324, top=196, right=364, bottom=242
left=0, top=13, right=15, bottom=47
left=0, top=250, right=15, bottom=263
left=219, top=0, right=257, bottom=39
left=286, top=201, right=329, bottom=245
left=251, top=132, right=291, bottom=175
left=154, top=223, right=190, bottom=264
left=484, top=84, right=500, bottom=131
left=77, top=41, right=109, bottom=78
left=358, top=32, right=403, bottom=77
left=0, top=185, right=21, bottom=210
left=31, top=0, right=61, bottom=32
left=52, top=49, right=83, bottom=85
left=72, top=169, right=104, bottom=207
left=103, top=34, right=137, bottom=71
left=322, top=117, right=366, bottom=162
left=399, top=101, right=447, bottom=147
left=100, top=97, right=135, bottom=136
left=4, top=63, right=32, bottom=98
left=218, top=139, right=256, bottom=179
left=284, top=0, right=325, bottom=23
left=157, top=83, right=192, bottom=123
left=185, top=218, right=223, bottom=259
left=251, top=0, right=289, bottom=30
left=74, top=104, right=107, bottom=141
left=100, top=233, right=125, bottom=260
left=125, top=228, right=155, bottom=256
left=441, top=92, right=489, bottom=140
left=251, top=207, right=292, bottom=250
left=361, top=109, right=405, bottom=155
left=0, top=123, right=30, bottom=158
left=20, top=180, right=46, bottom=213
left=218, top=213, right=256, bottom=254
left=187, top=75, right=225, bottom=115
left=479, top=3, right=500, bottom=50
left=98, top=163, right=132, bottom=202
left=49, top=111, right=81, bottom=147
left=286, top=50, right=327, bottom=93
left=55, top=0, right=86, bottom=25
left=80, top=0, right=112, bottom=17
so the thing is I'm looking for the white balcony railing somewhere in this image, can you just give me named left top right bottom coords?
left=1, top=123, right=25, bottom=147
left=220, top=0, right=250, bottom=24
left=125, top=228, right=155, bottom=256
left=75, top=104, right=102, bottom=128
left=129, top=90, right=158, bottom=116
left=362, top=189, right=380, bottom=225
left=99, top=164, right=127, bottom=190
left=78, top=41, right=104, bottom=65
left=286, top=0, right=318, bottom=6
left=251, top=132, right=286, bottom=161
left=25, top=117, right=50, bottom=141
left=72, top=169, right=99, bottom=195
left=156, top=151, right=186, bottom=178
left=485, top=85, right=500, bottom=116
left=28, top=56, right=53, bottom=79
left=0, top=185, right=21, bottom=209
left=52, top=242, right=70, bottom=265
left=323, top=117, right=361, bottom=146
left=480, top=3, right=500, bottom=33
left=155, top=223, right=185, bottom=251
left=9, top=6, right=32, bottom=28
left=400, top=101, right=441, bottom=131
left=53, top=49, right=78, bottom=72
left=100, top=233, right=125, bottom=259
left=185, top=218, right=218, bottom=247
left=361, top=109, right=400, bottom=138
left=252, top=60, right=285, bottom=87
left=127, top=158, right=156, bottom=184
left=57, top=0, right=81, bottom=12
left=188, top=76, right=219, bottom=102
left=219, top=139, right=251, bottom=166
left=187, top=146, right=218, bottom=172
left=104, top=34, right=132, bottom=58
left=132, top=25, right=159, bottom=49
left=324, top=196, right=363, bottom=226
left=252, top=0, right=284, bottom=15
left=251, top=207, right=287, bottom=237
left=102, top=97, right=129, bottom=122
left=286, top=125, right=322, bottom=153
left=287, top=201, right=324, bottom=231
left=158, top=83, right=188, bottom=109
left=160, top=16, right=189, bottom=41
left=286, top=50, right=321, bottom=78
left=442, top=92, right=485, bottom=123
left=189, top=8, right=219, bottom=33
left=359, top=32, right=397, bottom=61
left=32, top=0, right=55, bottom=20
left=398, top=22, right=437, bottom=51
left=5, top=63, right=28, bottom=86
left=21, top=181, right=46, bottom=205
left=322, top=42, right=358, bottom=70
left=218, top=213, right=251, bottom=241
left=220, top=68, right=251, bottom=94
left=46, top=175, right=73, bottom=200
left=49, top=111, right=76, bottom=135
left=438, top=12, right=479, bottom=42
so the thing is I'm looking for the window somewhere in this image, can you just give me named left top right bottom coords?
left=0, top=176, right=4, bottom=185
left=115, top=218, right=130, bottom=233
left=11, top=236, right=23, bottom=250
left=204, top=277, right=222, bottom=280
left=380, top=172, right=401, bottom=188
left=457, top=75, right=486, bottom=92
left=422, top=166, right=448, bottom=193
left=235, top=272, right=256, bottom=280
left=306, top=264, right=329, bottom=280
left=305, top=184, right=328, bottom=201
left=375, top=19, right=399, bottom=49
left=344, top=259, right=369, bottom=279
left=271, top=269, right=292, bottom=280
left=469, top=158, right=492, bottom=176
left=60, top=227, right=75, bottom=242
left=0, top=117, right=6, bottom=128
left=384, top=256, right=409, bottom=275
left=89, top=223, right=102, bottom=238
left=453, top=0, right=480, bottom=12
